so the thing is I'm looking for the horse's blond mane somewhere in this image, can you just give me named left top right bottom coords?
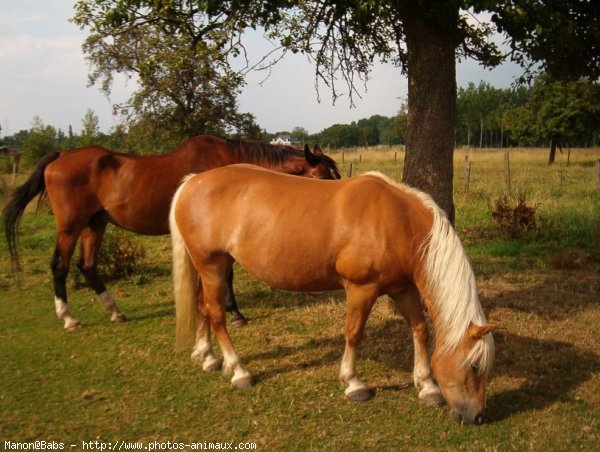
left=361, top=171, right=494, bottom=376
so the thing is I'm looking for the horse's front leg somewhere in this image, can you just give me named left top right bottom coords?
left=392, top=287, right=443, bottom=406
left=77, top=221, right=126, bottom=324
left=224, top=267, right=247, bottom=327
left=202, top=264, right=252, bottom=389
left=339, top=283, right=378, bottom=402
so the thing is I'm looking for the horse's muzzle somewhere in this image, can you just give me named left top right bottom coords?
left=451, top=409, right=486, bottom=425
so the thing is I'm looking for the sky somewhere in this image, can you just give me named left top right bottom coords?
left=0, top=0, right=523, bottom=137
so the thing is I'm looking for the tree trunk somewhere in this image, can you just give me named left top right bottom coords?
left=479, top=118, right=484, bottom=148
left=548, top=140, right=557, bottom=165
left=403, top=9, right=458, bottom=224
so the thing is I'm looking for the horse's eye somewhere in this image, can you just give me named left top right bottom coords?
left=470, top=364, right=479, bottom=372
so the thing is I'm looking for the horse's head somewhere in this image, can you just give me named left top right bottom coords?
left=302, top=144, right=341, bottom=180
left=431, top=323, right=495, bottom=425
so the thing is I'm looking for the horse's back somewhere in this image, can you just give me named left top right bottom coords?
left=45, top=146, right=117, bottom=179
left=175, top=165, right=434, bottom=291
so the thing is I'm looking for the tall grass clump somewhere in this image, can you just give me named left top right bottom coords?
left=491, top=193, right=539, bottom=239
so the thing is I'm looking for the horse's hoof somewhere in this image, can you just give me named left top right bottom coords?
left=419, top=387, right=444, bottom=407
left=346, top=387, right=374, bottom=402
left=231, top=318, right=248, bottom=328
left=202, top=357, right=222, bottom=372
left=64, top=319, right=81, bottom=331
left=111, top=313, right=127, bottom=324
left=231, top=375, right=254, bottom=389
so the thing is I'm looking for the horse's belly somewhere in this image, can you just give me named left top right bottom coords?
left=250, top=271, right=341, bottom=292
left=233, top=250, right=341, bottom=293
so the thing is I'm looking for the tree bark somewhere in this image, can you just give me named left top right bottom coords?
left=402, top=9, right=458, bottom=225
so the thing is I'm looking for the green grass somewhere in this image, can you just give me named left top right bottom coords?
left=1, top=148, right=599, bottom=450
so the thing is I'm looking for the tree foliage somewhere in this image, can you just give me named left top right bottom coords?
left=482, top=0, right=600, bottom=82
left=503, top=77, right=600, bottom=161
left=317, top=113, right=404, bottom=149
left=72, top=2, right=261, bottom=148
left=456, top=81, right=529, bottom=148
left=22, top=116, right=58, bottom=166
left=80, top=108, right=101, bottom=146
left=71, top=0, right=600, bottom=221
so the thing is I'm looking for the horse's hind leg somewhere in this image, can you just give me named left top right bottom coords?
left=392, top=287, right=443, bottom=406
left=339, top=283, right=378, bottom=402
left=51, top=233, right=81, bottom=330
left=77, top=218, right=126, bottom=323
left=191, top=280, right=221, bottom=372
left=201, top=260, right=252, bottom=389
left=225, top=268, right=247, bottom=327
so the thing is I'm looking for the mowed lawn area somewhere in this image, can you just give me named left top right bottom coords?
left=1, top=147, right=598, bottom=450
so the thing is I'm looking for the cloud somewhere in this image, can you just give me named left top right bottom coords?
left=0, top=34, right=82, bottom=61
left=0, top=10, right=47, bottom=30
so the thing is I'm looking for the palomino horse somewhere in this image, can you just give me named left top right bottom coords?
left=170, top=164, right=495, bottom=425
left=3, top=135, right=340, bottom=330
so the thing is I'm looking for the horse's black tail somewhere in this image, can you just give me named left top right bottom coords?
left=3, top=152, right=60, bottom=274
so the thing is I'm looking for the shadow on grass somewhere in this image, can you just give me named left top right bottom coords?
left=480, top=272, right=600, bottom=320
left=127, top=304, right=174, bottom=322
left=487, top=330, right=599, bottom=423
left=242, top=318, right=415, bottom=384
left=239, top=301, right=598, bottom=424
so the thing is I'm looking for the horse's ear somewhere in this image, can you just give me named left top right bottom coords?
left=304, top=144, right=319, bottom=165
left=468, top=323, right=496, bottom=340
left=313, top=144, right=324, bottom=156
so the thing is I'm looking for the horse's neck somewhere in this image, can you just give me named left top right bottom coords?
left=230, top=143, right=301, bottom=170
left=412, top=210, right=485, bottom=355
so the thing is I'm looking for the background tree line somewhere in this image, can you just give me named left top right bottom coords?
left=4, top=76, right=599, bottom=170
left=456, top=78, right=600, bottom=156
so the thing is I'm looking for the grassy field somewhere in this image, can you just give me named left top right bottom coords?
left=0, top=147, right=599, bottom=450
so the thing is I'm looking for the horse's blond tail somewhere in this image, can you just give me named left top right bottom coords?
left=170, top=176, right=197, bottom=350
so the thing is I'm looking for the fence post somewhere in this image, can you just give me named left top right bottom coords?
left=504, top=151, right=512, bottom=196
left=559, top=169, right=564, bottom=192
left=342, top=151, right=345, bottom=164
left=11, top=150, right=20, bottom=186
left=596, top=160, right=600, bottom=190
left=346, top=163, right=353, bottom=178
left=464, top=156, right=471, bottom=195
left=394, top=151, right=397, bottom=164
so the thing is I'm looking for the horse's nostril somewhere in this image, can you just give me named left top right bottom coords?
left=451, top=410, right=463, bottom=423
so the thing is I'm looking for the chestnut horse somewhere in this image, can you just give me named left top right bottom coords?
left=3, top=135, right=340, bottom=330
left=170, top=164, right=495, bottom=425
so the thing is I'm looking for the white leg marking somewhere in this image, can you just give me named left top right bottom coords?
left=412, top=332, right=443, bottom=406
left=54, top=297, right=80, bottom=330
left=191, top=337, right=221, bottom=371
left=191, top=311, right=221, bottom=371
left=98, top=291, right=126, bottom=323
left=221, top=348, right=252, bottom=388
left=339, top=344, right=370, bottom=398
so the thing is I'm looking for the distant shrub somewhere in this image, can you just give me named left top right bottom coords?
left=100, top=229, right=146, bottom=278
left=72, top=229, right=146, bottom=288
left=491, top=194, right=539, bottom=239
